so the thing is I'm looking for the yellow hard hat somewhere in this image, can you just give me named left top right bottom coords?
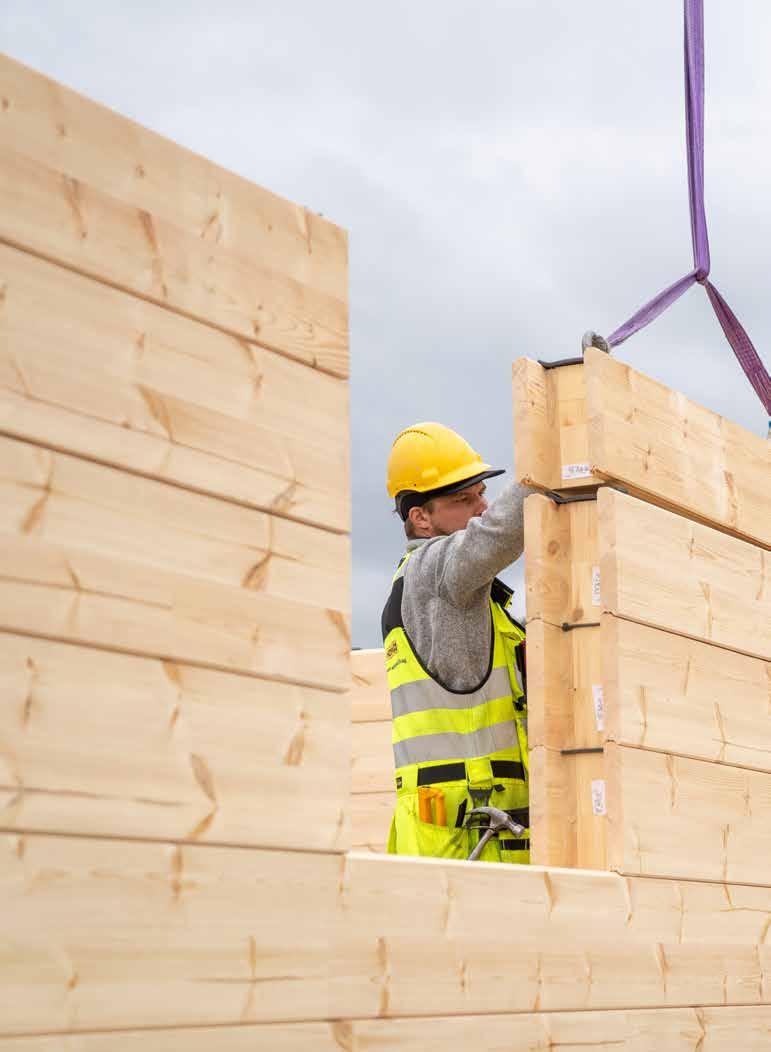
left=387, top=422, right=504, bottom=519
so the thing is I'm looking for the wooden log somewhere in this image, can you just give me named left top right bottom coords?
left=0, top=54, right=347, bottom=303
left=524, top=493, right=601, bottom=627
left=351, top=649, right=389, bottom=722
left=524, top=497, right=606, bottom=869
left=3, top=1006, right=771, bottom=1050
left=606, top=743, right=771, bottom=885
left=0, top=835, right=341, bottom=1032
left=349, top=1006, right=771, bottom=1051
left=0, top=55, right=348, bottom=378
left=512, top=358, right=601, bottom=490
left=512, top=352, right=770, bottom=549
left=527, top=621, right=603, bottom=753
left=0, top=1025, right=348, bottom=1051
left=349, top=653, right=392, bottom=852
left=337, top=852, right=771, bottom=1019
left=527, top=619, right=606, bottom=870
left=528, top=744, right=576, bottom=869
left=5, top=838, right=771, bottom=1031
left=603, top=617, right=771, bottom=770
left=585, top=347, right=770, bottom=550
left=0, top=632, right=349, bottom=851
left=0, top=145, right=348, bottom=377
left=0, top=243, right=349, bottom=532
left=350, top=791, right=393, bottom=853
left=0, top=432, right=351, bottom=612
left=0, top=436, right=350, bottom=690
left=526, top=621, right=576, bottom=868
left=599, top=488, right=771, bottom=662
left=352, top=720, right=393, bottom=795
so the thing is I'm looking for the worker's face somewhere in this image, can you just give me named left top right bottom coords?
left=412, top=482, right=489, bottom=537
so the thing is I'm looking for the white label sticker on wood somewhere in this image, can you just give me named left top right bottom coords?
left=592, top=684, right=605, bottom=731
left=562, top=462, right=593, bottom=481
left=591, top=779, right=607, bottom=816
left=591, top=566, right=601, bottom=606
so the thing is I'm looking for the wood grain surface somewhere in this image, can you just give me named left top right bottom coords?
left=0, top=435, right=351, bottom=690
left=586, top=347, right=770, bottom=549
left=0, top=632, right=349, bottom=851
left=0, top=244, right=349, bottom=532
left=599, top=488, right=771, bottom=662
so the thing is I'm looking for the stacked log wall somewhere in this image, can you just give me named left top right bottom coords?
left=515, top=350, right=771, bottom=883
left=0, top=53, right=352, bottom=1044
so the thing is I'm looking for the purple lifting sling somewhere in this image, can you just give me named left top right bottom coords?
left=603, top=0, right=771, bottom=417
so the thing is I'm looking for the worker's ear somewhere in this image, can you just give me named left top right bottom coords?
left=409, top=504, right=432, bottom=536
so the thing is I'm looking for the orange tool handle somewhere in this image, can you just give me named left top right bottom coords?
left=433, top=790, right=447, bottom=826
left=418, top=787, right=447, bottom=826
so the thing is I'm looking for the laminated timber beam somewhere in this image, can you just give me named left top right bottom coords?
left=598, top=486, right=771, bottom=663
left=351, top=790, right=393, bottom=852
left=351, top=651, right=391, bottom=792
left=524, top=493, right=606, bottom=870
left=513, top=356, right=602, bottom=491
left=513, top=348, right=770, bottom=549
left=603, top=617, right=771, bottom=769
left=0, top=143, right=348, bottom=377
left=606, top=742, right=771, bottom=885
left=339, top=852, right=771, bottom=1016
left=602, top=617, right=771, bottom=885
left=350, top=650, right=393, bottom=851
left=0, top=632, right=349, bottom=852
left=352, top=718, right=393, bottom=795
left=351, top=648, right=390, bottom=722
left=5, top=839, right=771, bottom=1033
left=0, top=244, right=350, bottom=534
left=0, top=56, right=348, bottom=377
left=0, top=57, right=347, bottom=303
left=3, top=1006, right=771, bottom=1050
left=0, top=435, right=351, bottom=691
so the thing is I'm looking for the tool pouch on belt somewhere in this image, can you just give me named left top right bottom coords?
left=387, top=792, right=468, bottom=860
left=387, top=782, right=530, bottom=864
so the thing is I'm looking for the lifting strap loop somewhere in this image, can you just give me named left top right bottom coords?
left=605, top=0, right=771, bottom=417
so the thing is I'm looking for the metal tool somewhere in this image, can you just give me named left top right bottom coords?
left=464, top=805, right=526, bottom=862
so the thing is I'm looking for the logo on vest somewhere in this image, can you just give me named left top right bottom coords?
left=386, top=640, right=398, bottom=660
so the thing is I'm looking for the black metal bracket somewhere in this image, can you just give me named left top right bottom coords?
left=546, top=490, right=598, bottom=506
left=537, top=356, right=584, bottom=370
left=560, top=621, right=601, bottom=633
left=560, top=747, right=605, bottom=756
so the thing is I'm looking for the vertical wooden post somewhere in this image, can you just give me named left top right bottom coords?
left=523, top=492, right=606, bottom=870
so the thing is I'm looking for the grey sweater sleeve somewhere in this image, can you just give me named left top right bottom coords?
left=415, top=480, right=530, bottom=607
left=399, top=480, right=530, bottom=690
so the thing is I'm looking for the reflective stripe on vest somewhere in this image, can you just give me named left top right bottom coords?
left=393, top=719, right=518, bottom=768
left=390, top=664, right=512, bottom=719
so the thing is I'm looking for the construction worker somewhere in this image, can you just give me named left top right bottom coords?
left=382, top=422, right=530, bottom=863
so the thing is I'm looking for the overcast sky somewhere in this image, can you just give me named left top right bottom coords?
left=3, top=1, right=770, bottom=646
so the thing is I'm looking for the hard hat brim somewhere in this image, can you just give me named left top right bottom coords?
left=395, top=467, right=505, bottom=520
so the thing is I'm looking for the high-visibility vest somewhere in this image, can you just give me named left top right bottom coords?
left=381, top=549, right=529, bottom=863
